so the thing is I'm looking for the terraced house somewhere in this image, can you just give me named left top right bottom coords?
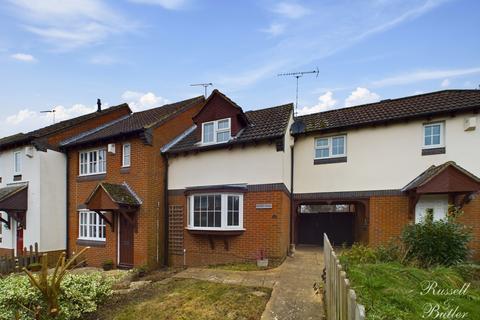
left=61, top=96, right=204, bottom=268
left=0, top=103, right=131, bottom=260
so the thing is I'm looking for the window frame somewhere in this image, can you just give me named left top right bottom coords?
left=188, top=193, right=244, bottom=231
left=13, top=151, right=22, bottom=174
left=78, top=210, right=107, bottom=241
left=314, top=135, right=347, bottom=159
left=422, top=122, right=445, bottom=149
left=201, top=118, right=231, bottom=145
left=79, top=148, right=107, bottom=176
left=122, top=143, right=131, bottom=168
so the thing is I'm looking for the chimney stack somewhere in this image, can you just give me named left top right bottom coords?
left=97, top=99, right=101, bottom=112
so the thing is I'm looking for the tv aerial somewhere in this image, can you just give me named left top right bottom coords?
left=190, top=83, right=213, bottom=98
left=40, top=108, right=56, bottom=124
left=278, top=67, right=319, bottom=116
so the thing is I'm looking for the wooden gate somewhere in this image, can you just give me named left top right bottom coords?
left=324, top=234, right=365, bottom=320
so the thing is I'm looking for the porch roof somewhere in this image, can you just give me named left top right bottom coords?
left=402, top=161, right=480, bottom=194
left=0, top=184, right=28, bottom=211
left=84, top=182, right=141, bottom=211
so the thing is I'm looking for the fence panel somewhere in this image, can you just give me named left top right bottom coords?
left=324, top=234, right=365, bottom=320
left=0, top=243, right=41, bottom=274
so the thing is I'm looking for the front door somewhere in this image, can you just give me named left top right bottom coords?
left=16, top=227, right=24, bottom=255
left=119, top=214, right=134, bottom=267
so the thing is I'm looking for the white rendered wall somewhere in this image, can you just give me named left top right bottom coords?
left=293, top=114, right=480, bottom=193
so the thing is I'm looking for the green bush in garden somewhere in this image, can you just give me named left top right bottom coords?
left=0, top=272, right=114, bottom=320
left=401, top=209, right=472, bottom=267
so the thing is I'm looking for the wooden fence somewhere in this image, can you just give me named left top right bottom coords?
left=0, top=243, right=41, bottom=274
left=324, top=234, right=365, bottom=320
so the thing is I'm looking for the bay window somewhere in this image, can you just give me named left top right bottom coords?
left=188, top=194, right=243, bottom=230
left=201, top=118, right=231, bottom=144
left=79, top=148, right=106, bottom=176
left=78, top=211, right=106, bottom=241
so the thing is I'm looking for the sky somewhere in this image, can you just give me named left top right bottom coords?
left=0, top=0, right=479, bottom=137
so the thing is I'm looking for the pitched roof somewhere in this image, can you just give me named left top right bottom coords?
left=86, top=182, right=141, bottom=207
left=402, top=161, right=480, bottom=192
left=62, top=96, right=205, bottom=147
left=295, top=90, right=480, bottom=134
left=166, top=103, right=293, bottom=154
left=0, top=104, right=132, bottom=150
left=0, top=184, right=28, bottom=203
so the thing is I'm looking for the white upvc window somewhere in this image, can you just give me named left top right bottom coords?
left=79, top=148, right=106, bottom=176
left=78, top=211, right=106, bottom=241
left=188, top=193, right=243, bottom=230
left=122, top=143, right=131, bottom=167
left=13, top=151, right=22, bottom=174
left=423, top=122, right=444, bottom=148
left=314, top=135, right=346, bottom=159
left=202, top=118, right=231, bottom=144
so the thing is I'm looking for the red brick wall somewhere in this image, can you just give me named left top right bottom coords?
left=168, top=189, right=291, bottom=267
left=0, top=248, right=13, bottom=257
left=368, top=195, right=411, bottom=246
left=67, top=102, right=203, bottom=268
left=46, top=106, right=131, bottom=147
left=458, top=195, right=480, bottom=260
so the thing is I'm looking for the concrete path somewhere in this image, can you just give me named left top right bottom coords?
left=174, top=246, right=325, bottom=320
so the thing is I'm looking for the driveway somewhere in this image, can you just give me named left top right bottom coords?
left=175, top=246, right=324, bottom=320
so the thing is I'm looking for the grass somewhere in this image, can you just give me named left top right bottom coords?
left=345, top=262, right=480, bottom=320
left=86, top=278, right=271, bottom=320
left=208, top=259, right=283, bottom=271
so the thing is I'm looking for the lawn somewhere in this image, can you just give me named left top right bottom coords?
left=86, top=278, right=271, bottom=320
left=208, top=259, right=284, bottom=271
left=344, top=262, right=480, bottom=320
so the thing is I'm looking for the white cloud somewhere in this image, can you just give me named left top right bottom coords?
left=440, top=78, right=450, bottom=88
left=10, top=53, right=36, bottom=62
left=7, top=0, right=133, bottom=50
left=372, top=67, right=480, bottom=87
left=261, top=23, right=285, bottom=37
left=273, top=2, right=311, bottom=19
left=297, top=91, right=337, bottom=115
left=89, top=54, right=119, bottom=65
left=1, top=104, right=97, bottom=137
left=121, top=91, right=169, bottom=111
left=344, top=87, right=381, bottom=107
left=127, top=0, right=187, bottom=9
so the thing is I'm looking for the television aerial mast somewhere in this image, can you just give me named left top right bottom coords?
left=190, top=82, right=213, bottom=98
left=40, top=108, right=56, bottom=124
left=278, top=67, right=319, bottom=116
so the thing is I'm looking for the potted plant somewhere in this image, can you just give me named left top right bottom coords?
left=102, top=259, right=114, bottom=271
left=256, top=249, right=268, bottom=268
left=27, top=262, right=42, bottom=272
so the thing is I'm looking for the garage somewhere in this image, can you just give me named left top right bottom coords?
left=296, top=202, right=368, bottom=247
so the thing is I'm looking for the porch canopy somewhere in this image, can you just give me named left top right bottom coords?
left=0, top=184, right=28, bottom=228
left=403, top=161, right=480, bottom=216
left=82, top=182, right=141, bottom=231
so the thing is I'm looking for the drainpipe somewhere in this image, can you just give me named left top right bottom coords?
left=289, top=141, right=295, bottom=255
left=163, top=155, right=169, bottom=266
left=65, top=152, right=70, bottom=258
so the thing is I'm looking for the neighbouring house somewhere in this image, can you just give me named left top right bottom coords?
left=0, top=102, right=132, bottom=261
left=61, top=96, right=205, bottom=268
left=291, top=90, right=480, bottom=259
left=164, top=90, right=294, bottom=267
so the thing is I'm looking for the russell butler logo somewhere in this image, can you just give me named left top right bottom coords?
left=420, top=280, right=471, bottom=319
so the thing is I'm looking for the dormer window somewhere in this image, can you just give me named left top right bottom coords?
left=202, top=118, right=231, bottom=144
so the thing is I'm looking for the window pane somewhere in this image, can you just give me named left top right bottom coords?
left=316, top=138, right=328, bottom=147
left=193, top=196, right=200, bottom=226
left=227, top=195, right=240, bottom=226
left=424, top=136, right=431, bottom=146
left=425, top=126, right=432, bottom=137
left=123, top=144, right=131, bottom=166
left=332, top=137, right=345, bottom=155
left=315, top=148, right=329, bottom=158
left=432, top=125, right=440, bottom=136
left=217, top=131, right=230, bottom=143
left=432, top=135, right=440, bottom=145
left=217, top=119, right=229, bottom=130
left=203, top=123, right=214, bottom=143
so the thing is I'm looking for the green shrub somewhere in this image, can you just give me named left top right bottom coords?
left=452, top=263, right=480, bottom=282
left=340, top=244, right=377, bottom=266
left=0, top=272, right=114, bottom=320
left=401, top=211, right=472, bottom=267
left=101, top=260, right=114, bottom=271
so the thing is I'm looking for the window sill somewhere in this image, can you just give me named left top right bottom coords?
left=76, top=239, right=106, bottom=247
left=77, top=173, right=106, bottom=182
left=314, top=157, right=347, bottom=165
left=120, top=167, right=130, bottom=174
left=422, top=147, right=446, bottom=156
left=186, top=228, right=245, bottom=236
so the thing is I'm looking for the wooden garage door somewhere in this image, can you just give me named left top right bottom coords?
left=298, top=212, right=354, bottom=246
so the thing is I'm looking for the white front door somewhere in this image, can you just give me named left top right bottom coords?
left=415, top=194, right=449, bottom=223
